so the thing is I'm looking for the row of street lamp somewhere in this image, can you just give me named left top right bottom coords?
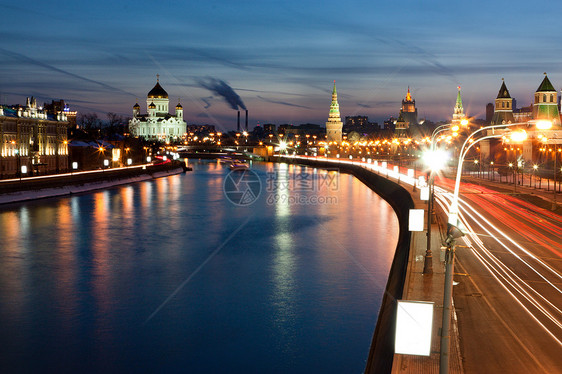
left=422, top=119, right=554, bottom=374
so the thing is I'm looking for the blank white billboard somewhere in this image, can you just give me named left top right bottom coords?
left=395, top=300, right=434, bottom=356
left=408, top=209, right=425, bottom=232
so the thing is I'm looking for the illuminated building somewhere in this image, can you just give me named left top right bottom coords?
left=533, top=73, right=560, bottom=126
left=325, top=81, right=343, bottom=143
left=490, top=79, right=515, bottom=125
left=398, top=87, right=418, bottom=126
left=129, top=75, right=186, bottom=141
left=0, top=97, right=70, bottom=177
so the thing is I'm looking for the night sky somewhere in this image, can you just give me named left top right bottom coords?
left=2, top=0, right=562, bottom=131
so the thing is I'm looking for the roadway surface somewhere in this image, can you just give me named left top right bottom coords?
left=434, top=174, right=562, bottom=373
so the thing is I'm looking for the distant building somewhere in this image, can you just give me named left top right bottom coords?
left=44, top=99, right=77, bottom=128
left=0, top=97, right=71, bottom=177
left=513, top=105, right=533, bottom=122
left=394, top=112, right=408, bottom=138
left=533, top=73, right=560, bottom=126
left=325, top=81, right=343, bottom=143
left=186, top=124, right=216, bottom=136
left=398, top=87, right=418, bottom=126
left=129, top=76, right=186, bottom=142
left=451, top=86, right=466, bottom=125
left=383, top=117, right=396, bottom=132
left=485, top=103, right=494, bottom=123
left=344, top=116, right=379, bottom=134
left=491, top=79, right=515, bottom=125
left=345, top=116, right=368, bottom=127
left=263, top=124, right=276, bottom=133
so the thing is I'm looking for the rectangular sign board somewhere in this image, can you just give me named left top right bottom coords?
left=395, top=300, right=434, bottom=356
left=420, top=186, right=429, bottom=201
left=408, top=209, right=425, bottom=232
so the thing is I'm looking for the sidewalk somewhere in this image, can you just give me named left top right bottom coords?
left=391, top=188, right=463, bottom=374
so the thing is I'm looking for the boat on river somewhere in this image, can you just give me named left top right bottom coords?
left=229, top=162, right=249, bottom=171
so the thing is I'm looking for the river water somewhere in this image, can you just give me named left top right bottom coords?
left=0, top=160, right=399, bottom=373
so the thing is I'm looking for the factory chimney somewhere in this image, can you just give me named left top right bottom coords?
left=237, top=110, right=240, bottom=132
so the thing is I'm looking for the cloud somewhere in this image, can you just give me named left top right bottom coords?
left=257, top=95, right=312, bottom=109
left=197, top=77, right=246, bottom=110
left=0, top=47, right=136, bottom=97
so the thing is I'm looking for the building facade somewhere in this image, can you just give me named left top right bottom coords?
left=129, top=77, right=186, bottom=142
left=325, top=81, right=343, bottom=143
left=0, top=97, right=70, bottom=178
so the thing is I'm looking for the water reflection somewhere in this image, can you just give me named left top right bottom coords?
left=0, top=161, right=399, bottom=373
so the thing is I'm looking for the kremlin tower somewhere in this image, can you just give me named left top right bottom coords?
left=533, top=73, right=560, bottom=126
left=326, top=81, right=343, bottom=143
left=451, top=86, right=465, bottom=125
left=491, top=79, right=515, bottom=125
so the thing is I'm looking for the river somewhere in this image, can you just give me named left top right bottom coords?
left=0, top=160, right=399, bottom=373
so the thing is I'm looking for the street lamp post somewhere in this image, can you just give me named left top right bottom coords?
left=423, top=124, right=458, bottom=275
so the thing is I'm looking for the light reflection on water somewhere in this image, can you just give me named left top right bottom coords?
left=0, top=160, right=399, bottom=373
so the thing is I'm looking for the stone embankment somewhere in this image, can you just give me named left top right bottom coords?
left=0, top=161, right=187, bottom=205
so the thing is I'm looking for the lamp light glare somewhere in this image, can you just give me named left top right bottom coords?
left=423, top=149, right=449, bottom=171
left=510, top=130, right=527, bottom=142
left=536, top=120, right=553, bottom=130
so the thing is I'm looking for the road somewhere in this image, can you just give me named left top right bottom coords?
left=434, top=175, right=562, bottom=373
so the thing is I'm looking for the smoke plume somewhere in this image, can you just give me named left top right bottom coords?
left=198, top=77, right=246, bottom=110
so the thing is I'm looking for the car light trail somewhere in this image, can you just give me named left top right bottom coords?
left=434, top=189, right=562, bottom=345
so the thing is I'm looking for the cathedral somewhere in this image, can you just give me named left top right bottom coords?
left=129, top=76, right=186, bottom=142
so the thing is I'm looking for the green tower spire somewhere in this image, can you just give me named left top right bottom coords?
left=455, top=86, right=463, bottom=109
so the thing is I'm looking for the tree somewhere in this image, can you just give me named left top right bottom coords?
left=78, top=113, right=101, bottom=130
left=106, top=112, right=124, bottom=127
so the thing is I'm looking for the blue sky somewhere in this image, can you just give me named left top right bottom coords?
left=2, top=0, right=562, bottom=131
